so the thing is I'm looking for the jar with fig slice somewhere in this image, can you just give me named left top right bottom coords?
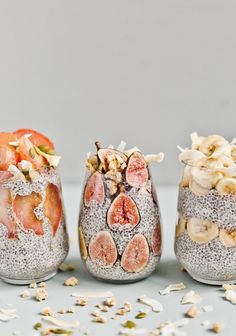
left=175, top=133, right=236, bottom=284
left=0, top=129, right=69, bottom=284
left=78, top=141, right=164, bottom=283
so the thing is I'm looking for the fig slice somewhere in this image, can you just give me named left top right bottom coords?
left=79, top=226, right=88, bottom=260
left=151, top=221, right=162, bottom=256
left=107, top=192, right=140, bottom=228
left=84, top=172, right=105, bottom=207
left=13, top=192, right=43, bottom=235
left=125, top=152, right=149, bottom=188
left=88, top=230, right=117, bottom=266
left=97, top=148, right=127, bottom=171
left=44, top=183, right=62, bottom=236
left=0, top=188, right=17, bottom=239
left=121, top=234, right=149, bottom=273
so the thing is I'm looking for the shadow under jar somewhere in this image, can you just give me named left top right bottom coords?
left=0, top=129, right=69, bottom=285
left=79, top=143, right=163, bottom=283
left=175, top=162, right=236, bottom=285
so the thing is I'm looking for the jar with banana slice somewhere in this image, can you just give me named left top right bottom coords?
left=175, top=133, right=236, bottom=284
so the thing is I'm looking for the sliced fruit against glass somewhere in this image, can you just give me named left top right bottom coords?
left=0, top=132, right=18, bottom=145
left=176, top=215, right=187, bottom=237
left=187, top=217, right=218, bottom=244
left=107, top=192, right=140, bottom=228
left=13, top=192, right=43, bottom=235
left=97, top=148, right=127, bottom=172
left=216, top=177, right=236, bottom=196
left=14, top=129, right=55, bottom=150
left=18, top=135, right=45, bottom=170
left=0, top=132, right=19, bottom=170
left=219, top=229, right=236, bottom=248
left=84, top=171, right=105, bottom=207
left=0, top=188, right=17, bottom=239
left=121, top=233, right=149, bottom=272
left=79, top=226, right=88, bottom=260
left=88, top=231, right=117, bottom=266
left=151, top=221, right=162, bottom=255
left=44, top=183, right=62, bottom=236
left=125, top=151, right=149, bottom=188
left=0, top=146, right=18, bottom=171
left=0, top=171, right=13, bottom=182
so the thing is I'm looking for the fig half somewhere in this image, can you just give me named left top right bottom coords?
left=107, top=193, right=140, bottom=228
left=88, top=230, right=117, bottom=266
left=125, top=152, right=149, bottom=188
left=121, top=234, right=149, bottom=273
left=84, top=171, right=105, bottom=206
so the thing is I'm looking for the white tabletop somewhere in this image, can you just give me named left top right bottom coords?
left=0, top=185, right=234, bottom=336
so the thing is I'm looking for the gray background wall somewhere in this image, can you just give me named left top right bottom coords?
left=0, top=0, right=236, bottom=185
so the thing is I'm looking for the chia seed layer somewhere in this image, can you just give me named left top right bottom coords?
left=79, top=175, right=162, bottom=282
left=175, top=186, right=236, bottom=282
left=0, top=169, right=69, bottom=281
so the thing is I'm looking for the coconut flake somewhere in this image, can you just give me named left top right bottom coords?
left=124, top=147, right=140, bottom=157
left=145, top=152, right=164, bottom=163
left=71, top=291, right=114, bottom=298
left=181, top=291, right=201, bottom=305
left=201, top=320, right=210, bottom=327
left=0, top=308, right=18, bottom=322
left=18, top=160, right=43, bottom=182
left=222, top=283, right=236, bottom=291
left=119, top=328, right=147, bottom=335
left=225, top=289, right=236, bottom=304
left=8, top=165, right=26, bottom=182
left=159, top=283, right=186, bottom=295
left=42, top=316, right=79, bottom=328
left=178, top=149, right=205, bottom=163
left=117, top=141, right=126, bottom=152
left=156, top=319, right=189, bottom=336
left=202, top=305, right=213, bottom=312
left=138, top=295, right=163, bottom=312
left=36, top=148, right=61, bottom=167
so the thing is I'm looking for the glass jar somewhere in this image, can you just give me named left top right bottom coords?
left=79, top=144, right=163, bottom=283
left=0, top=168, right=69, bottom=284
left=175, top=162, right=236, bottom=285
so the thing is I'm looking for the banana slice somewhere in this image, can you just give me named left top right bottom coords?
left=219, top=229, right=236, bottom=248
left=199, top=135, right=229, bottom=157
left=190, top=132, right=205, bottom=150
left=178, top=149, right=205, bottom=164
left=216, top=177, right=236, bottom=195
left=187, top=217, right=219, bottom=244
left=176, top=215, right=187, bottom=237
left=190, top=166, right=220, bottom=189
left=180, top=165, right=191, bottom=187
left=189, top=177, right=210, bottom=196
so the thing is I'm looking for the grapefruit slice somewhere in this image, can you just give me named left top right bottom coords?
left=44, top=183, right=62, bottom=236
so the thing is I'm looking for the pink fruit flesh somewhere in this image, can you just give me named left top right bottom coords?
left=121, top=233, right=149, bottom=272
left=89, top=231, right=117, bottom=266
left=0, top=171, right=13, bottom=182
left=0, top=189, right=17, bottom=239
left=126, top=152, right=149, bottom=188
left=107, top=193, right=140, bottom=227
left=151, top=222, right=162, bottom=256
left=84, top=172, right=105, bottom=206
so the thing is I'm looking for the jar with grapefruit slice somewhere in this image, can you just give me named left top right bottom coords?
left=78, top=141, right=164, bottom=283
left=0, top=129, right=69, bottom=284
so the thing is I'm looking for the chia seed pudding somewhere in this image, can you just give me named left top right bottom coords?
left=175, top=133, right=236, bottom=284
left=0, top=129, right=69, bottom=284
left=79, top=142, right=164, bottom=283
